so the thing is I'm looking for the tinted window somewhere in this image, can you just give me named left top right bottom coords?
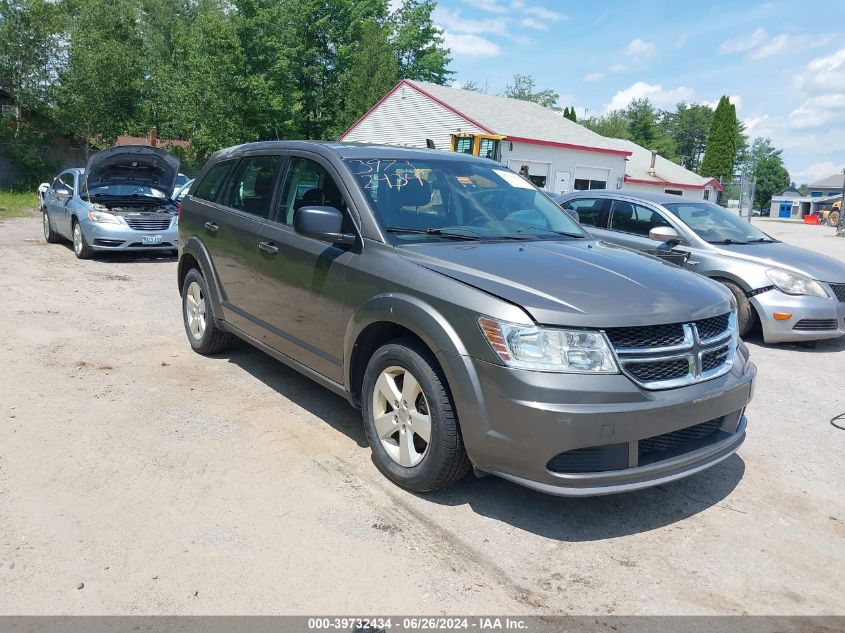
left=564, top=197, right=606, bottom=227
left=194, top=160, right=235, bottom=201
left=60, top=172, right=75, bottom=192
left=275, top=157, right=349, bottom=227
left=664, top=201, right=772, bottom=244
left=608, top=200, right=671, bottom=236
left=574, top=178, right=606, bottom=190
left=223, top=155, right=280, bottom=217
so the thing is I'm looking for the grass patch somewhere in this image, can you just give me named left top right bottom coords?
left=0, top=190, right=39, bottom=219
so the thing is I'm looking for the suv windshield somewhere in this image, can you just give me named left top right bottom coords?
left=346, top=158, right=586, bottom=242
left=664, top=201, right=775, bottom=244
left=87, top=184, right=168, bottom=199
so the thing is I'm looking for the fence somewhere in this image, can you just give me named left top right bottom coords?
left=0, top=141, right=87, bottom=190
left=718, top=174, right=756, bottom=220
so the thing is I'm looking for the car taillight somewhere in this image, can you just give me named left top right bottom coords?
left=177, top=201, right=182, bottom=219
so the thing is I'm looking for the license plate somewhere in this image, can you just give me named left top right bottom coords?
left=142, top=235, right=162, bottom=245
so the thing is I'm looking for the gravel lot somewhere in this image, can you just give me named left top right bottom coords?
left=0, top=214, right=843, bottom=615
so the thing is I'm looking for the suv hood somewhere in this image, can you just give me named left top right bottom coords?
left=83, top=146, right=180, bottom=195
left=714, top=241, right=845, bottom=283
left=399, top=240, right=734, bottom=328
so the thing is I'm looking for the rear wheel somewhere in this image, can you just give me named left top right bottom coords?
left=721, top=280, right=754, bottom=337
left=362, top=340, right=470, bottom=492
left=829, top=210, right=840, bottom=227
left=43, top=210, right=61, bottom=244
left=181, top=268, right=233, bottom=354
left=72, top=219, right=94, bottom=259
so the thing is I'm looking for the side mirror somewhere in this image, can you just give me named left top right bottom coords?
left=55, top=188, right=72, bottom=200
left=294, top=206, right=355, bottom=246
left=649, top=225, right=681, bottom=246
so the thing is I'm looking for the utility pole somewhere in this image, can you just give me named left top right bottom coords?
left=838, top=168, right=845, bottom=236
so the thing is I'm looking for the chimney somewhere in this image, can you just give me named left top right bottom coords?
left=149, top=127, right=158, bottom=147
left=648, top=150, right=658, bottom=176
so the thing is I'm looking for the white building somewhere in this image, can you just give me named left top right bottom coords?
left=607, top=139, right=722, bottom=201
left=340, top=80, right=631, bottom=194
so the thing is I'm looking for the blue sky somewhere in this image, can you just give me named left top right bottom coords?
left=422, top=0, right=845, bottom=185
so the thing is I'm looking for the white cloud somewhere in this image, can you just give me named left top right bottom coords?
left=799, top=47, right=845, bottom=92
left=388, top=0, right=402, bottom=12
left=441, top=32, right=501, bottom=57
left=675, top=34, right=688, bottom=48
left=608, top=63, right=628, bottom=73
left=520, top=17, right=548, bottom=31
left=743, top=114, right=769, bottom=135
left=702, top=95, right=743, bottom=112
left=604, top=82, right=695, bottom=113
left=793, top=161, right=840, bottom=184
left=433, top=8, right=507, bottom=35
left=583, top=72, right=605, bottom=82
left=625, top=38, right=656, bottom=59
left=750, top=33, right=790, bottom=60
left=718, top=27, right=768, bottom=54
left=460, top=0, right=510, bottom=13
left=789, top=93, right=845, bottom=129
left=524, top=6, right=567, bottom=22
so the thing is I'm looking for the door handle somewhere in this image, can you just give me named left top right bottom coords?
left=259, top=241, right=279, bottom=255
left=204, top=221, right=218, bottom=233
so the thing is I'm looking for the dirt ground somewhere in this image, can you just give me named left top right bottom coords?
left=0, top=214, right=843, bottom=615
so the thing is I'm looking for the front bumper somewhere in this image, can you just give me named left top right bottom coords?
left=751, top=287, right=845, bottom=343
left=439, top=343, right=756, bottom=497
left=81, top=217, right=179, bottom=252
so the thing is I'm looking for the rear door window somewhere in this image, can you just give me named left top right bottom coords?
left=194, top=160, right=235, bottom=202
left=608, top=200, right=671, bottom=236
left=564, top=197, right=607, bottom=227
left=222, top=155, right=281, bottom=217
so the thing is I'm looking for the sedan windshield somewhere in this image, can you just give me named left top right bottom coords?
left=345, top=158, right=586, bottom=242
left=663, top=201, right=775, bottom=244
left=87, top=184, right=168, bottom=199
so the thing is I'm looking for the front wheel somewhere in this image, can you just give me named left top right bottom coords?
left=362, top=340, right=470, bottom=492
left=829, top=210, right=840, bottom=227
left=72, top=220, right=94, bottom=259
left=721, top=280, right=754, bottom=336
left=43, top=210, right=61, bottom=244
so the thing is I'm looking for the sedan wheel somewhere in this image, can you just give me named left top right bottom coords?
left=71, top=221, right=93, bottom=258
left=371, top=366, right=432, bottom=467
left=184, top=280, right=207, bottom=341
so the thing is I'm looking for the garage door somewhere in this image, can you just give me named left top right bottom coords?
left=507, top=159, right=550, bottom=189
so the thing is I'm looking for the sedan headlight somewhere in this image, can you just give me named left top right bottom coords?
left=478, top=317, right=618, bottom=373
left=765, top=268, right=828, bottom=298
left=88, top=209, right=121, bottom=224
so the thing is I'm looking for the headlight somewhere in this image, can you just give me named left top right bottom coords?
left=478, top=317, right=618, bottom=373
left=87, top=210, right=121, bottom=224
left=765, top=268, right=828, bottom=298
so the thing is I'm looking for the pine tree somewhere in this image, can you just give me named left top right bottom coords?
left=700, top=96, right=738, bottom=183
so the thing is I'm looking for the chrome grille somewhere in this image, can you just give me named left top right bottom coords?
left=828, top=283, right=845, bottom=302
left=606, top=312, right=737, bottom=390
left=125, top=216, right=172, bottom=231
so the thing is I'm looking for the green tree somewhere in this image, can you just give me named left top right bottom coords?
left=337, top=18, right=399, bottom=133
left=562, top=106, right=577, bottom=122
left=666, top=102, right=712, bottom=172
left=753, top=155, right=790, bottom=210
left=460, top=80, right=484, bottom=92
left=582, top=110, right=630, bottom=139
left=390, top=0, right=451, bottom=84
left=55, top=0, right=146, bottom=158
left=625, top=98, right=676, bottom=160
left=700, top=95, right=738, bottom=183
left=502, top=74, right=559, bottom=110
left=798, top=183, right=809, bottom=196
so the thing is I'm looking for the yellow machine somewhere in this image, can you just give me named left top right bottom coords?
left=449, top=132, right=506, bottom=161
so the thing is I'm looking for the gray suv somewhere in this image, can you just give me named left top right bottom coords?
left=177, top=142, right=756, bottom=496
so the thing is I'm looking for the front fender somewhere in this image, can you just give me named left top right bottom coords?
left=179, top=236, right=226, bottom=321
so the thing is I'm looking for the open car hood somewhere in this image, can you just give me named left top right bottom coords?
left=83, top=146, right=180, bottom=195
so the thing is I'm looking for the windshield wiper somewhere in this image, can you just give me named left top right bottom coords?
left=709, top=238, right=749, bottom=245
left=747, top=237, right=777, bottom=243
left=385, top=227, right=482, bottom=241
left=515, top=225, right=585, bottom=239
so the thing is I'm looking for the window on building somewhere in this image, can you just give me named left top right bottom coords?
left=664, top=189, right=683, bottom=196
left=703, top=190, right=710, bottom=201
left=574, top=178, right=607, bottom=190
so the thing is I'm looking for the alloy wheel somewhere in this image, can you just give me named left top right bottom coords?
left=184, top=280, right=207, bottom=340
left=42, top=212, right=49, bottom=239
left=371, top=366, right=432, bottom=467
left=73, top=224, right=82, bottom=256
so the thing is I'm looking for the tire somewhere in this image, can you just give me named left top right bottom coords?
left=181, top=268, right=233, bottom=355
left=43, top=210, right=61, bottom=244
left=829, top=210, right=840, bottom=227
left=72, top=219, right=94, bottom=259
left=362, top=339, right=470, bottom=492
left=721, top=280, right=754, bottom=337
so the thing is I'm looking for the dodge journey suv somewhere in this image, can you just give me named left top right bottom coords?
left=177, top=141, right=756, bottom=496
